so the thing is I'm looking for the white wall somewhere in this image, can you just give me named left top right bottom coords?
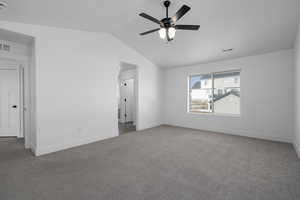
left=163, top=49, right=294, bottom=142
left=294, top=24, right=300, bottom=157
left=0, top=21, right=162, bottom=156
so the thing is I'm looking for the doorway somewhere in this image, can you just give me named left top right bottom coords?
left=0, top=28, right=35, bottom=152
left=0, top=67, right=23, bottom=138
left=118, top=63, right=137, bottom=135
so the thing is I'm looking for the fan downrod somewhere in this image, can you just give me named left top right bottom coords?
left=163, top=0, right=172, bottom=25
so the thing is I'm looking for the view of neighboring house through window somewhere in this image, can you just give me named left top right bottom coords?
left=188, top=70, right=240, bottom=115
left=189, top=74, right=213, bottom=113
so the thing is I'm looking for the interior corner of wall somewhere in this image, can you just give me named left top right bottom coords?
left=30, top=144, right=38, bottom=156
left=293, top=140, right=300, bottom=159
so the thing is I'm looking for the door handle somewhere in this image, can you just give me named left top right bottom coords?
left=12, top=105, right=17, bottom=108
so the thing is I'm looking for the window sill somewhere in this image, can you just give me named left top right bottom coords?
left=187, top=112, right=241, bottom=118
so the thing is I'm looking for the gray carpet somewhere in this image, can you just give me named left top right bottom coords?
left=1, top=125, right=300, bottom=200
left=118, top=122, right=136, bottom=135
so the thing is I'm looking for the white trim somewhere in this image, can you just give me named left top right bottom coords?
left=16, top=66, right=23, bottom=138
left=294, top=142, right=300, bottom=159
left=163, top=124, right=292, bottom=143
left=35, top=134, right=118, bottom=156
left=187, top=112, right=241, bottom=118
left=135, top=67, right=139, bottom=130
left=19, top=66, right=25, bottom=138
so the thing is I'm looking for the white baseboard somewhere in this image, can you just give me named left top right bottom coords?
left=35, top=134, right=117, bottom=156
left=223, top=129, right=292, bottom=143
left=137, top=121, right=162, bottom=131
left=30, top=144, right=37, bottom=156
left=33, top=123, right=293, bottom=156
left=162, top=124, right=292, bottom=143
left=294, top=142, right=300, bottom=159
left=35, top=122, right=163, bottom=156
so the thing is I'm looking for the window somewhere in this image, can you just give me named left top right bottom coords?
left=188, top=70, right=240, bottom=115
left=189, top=74, right=213, bottom=113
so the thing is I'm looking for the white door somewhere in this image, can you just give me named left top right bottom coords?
left=0, top=69, right=20, bottom=137
left=120, top=79, right=135, bottom=123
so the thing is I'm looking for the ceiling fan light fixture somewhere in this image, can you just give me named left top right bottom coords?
left=159, top=28, right=167, bottom=39
left=168, top=27, right=176, bottom=39
left=139, top=1, right=200, bottom=41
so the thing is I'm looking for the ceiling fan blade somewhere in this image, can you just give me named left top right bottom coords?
left=175, top=25, right=200, bottom=30
left=140, top=28, right=160, bottom=36
left=171, top=5, right=191, bottom=22
left=139, top=13, right=161, bottom=25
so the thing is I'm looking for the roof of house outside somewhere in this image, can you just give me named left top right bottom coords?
left=192, top=81, right=201, bottom=89
left=214, top=91, right=240, bottom=102
left=191, top=71, right=240, bottom=89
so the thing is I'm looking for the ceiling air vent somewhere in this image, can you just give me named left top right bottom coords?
left=223, top=48, right=233, bottom=53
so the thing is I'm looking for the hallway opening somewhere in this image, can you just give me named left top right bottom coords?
left=118, top=62, right=137, bottom=135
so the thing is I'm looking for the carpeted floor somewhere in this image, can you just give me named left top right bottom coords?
left=118, top=122, right=136, bottom=135
left=1, top=125, right=300, bottom=200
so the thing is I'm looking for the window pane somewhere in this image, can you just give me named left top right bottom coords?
left=213, top=71, right=240, bottom=114
left=189, top=75, right=213, bottom=113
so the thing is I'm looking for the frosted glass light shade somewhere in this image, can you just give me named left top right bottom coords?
left=168, top=27, right=176, bottom=39
left=158, top=28, right=166, bottom=39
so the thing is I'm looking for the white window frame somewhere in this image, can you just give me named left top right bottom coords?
left=187, top=69, right=241, bottom=116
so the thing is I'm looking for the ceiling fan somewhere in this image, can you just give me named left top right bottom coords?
left=139, top=0, right=200, bottom=41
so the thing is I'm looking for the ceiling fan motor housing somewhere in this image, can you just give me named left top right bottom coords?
left=161, top=18, right=172, bottom=28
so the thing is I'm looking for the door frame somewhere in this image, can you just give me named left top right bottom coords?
left=0, top=65, right=24, bottom=138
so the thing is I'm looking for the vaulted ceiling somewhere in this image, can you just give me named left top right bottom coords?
left=1, top=0, right=300, bottom=67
